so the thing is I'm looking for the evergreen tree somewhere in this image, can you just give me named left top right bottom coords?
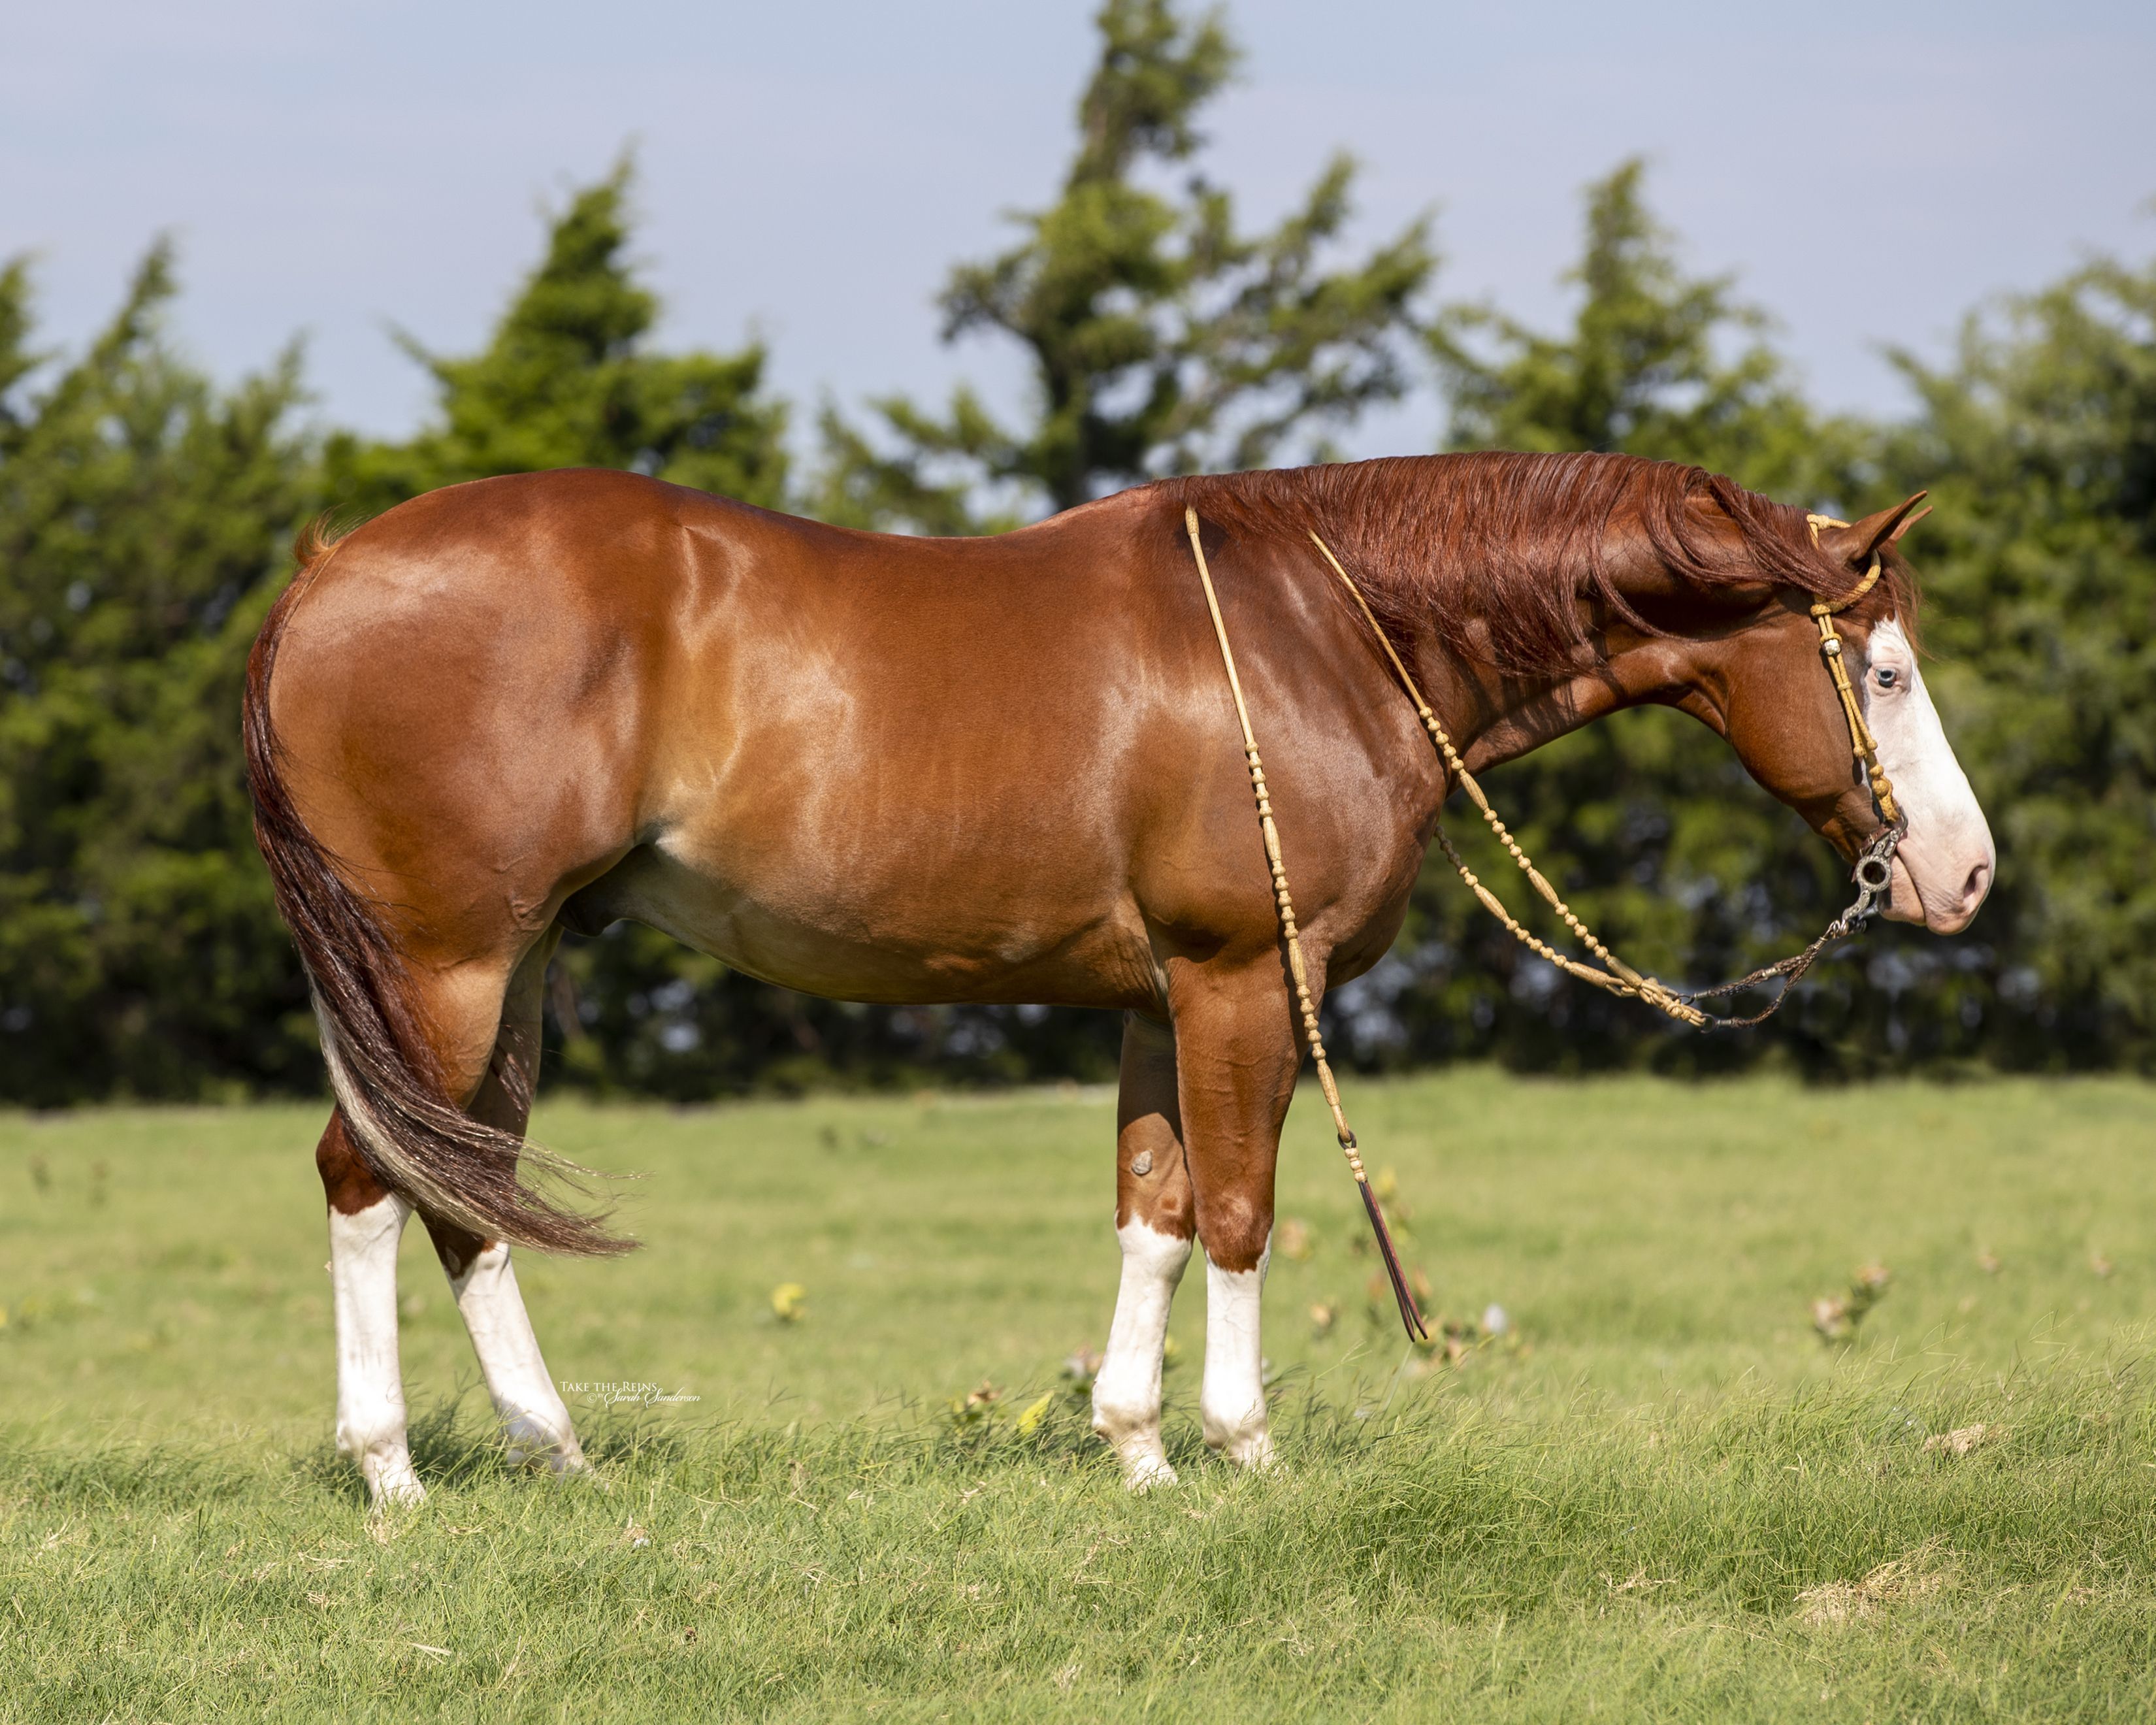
left=1433, top=159, right=1865, bottom=496
left=0, top=246, right=316, bottom=1102
left=329, top=161, right=788, bottom=512
left=811, top=0, right=1434, bottom=531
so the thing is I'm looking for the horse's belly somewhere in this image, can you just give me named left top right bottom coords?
left=576, top=839, right=1156, bottom=1010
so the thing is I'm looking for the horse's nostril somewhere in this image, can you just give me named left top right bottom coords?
left=1962, top=862, right=1991, bottom=906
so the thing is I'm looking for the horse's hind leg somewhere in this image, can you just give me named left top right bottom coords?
left=419, top=934, right=586, bottom=1475
left=319, top=1114, right=421, bottom=1504
left=318, top=940, right=572, bottom=1505
left=1091, top=1011, right=1195, bottom=1489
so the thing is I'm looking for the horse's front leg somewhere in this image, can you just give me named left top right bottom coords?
left=318, top=1114, right=423, bottom=1505
left=1170, top=962, right=1298, bottom=1470
left=1092, top=1011, right=1196, bottom=1489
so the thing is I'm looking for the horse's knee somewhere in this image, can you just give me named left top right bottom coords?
left=1120, top=1146, right=1195, bottom=1238
left=1195, top=1192, right=1273, bottom=1275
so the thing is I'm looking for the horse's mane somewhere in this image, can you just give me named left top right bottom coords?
left=1162, top=452, right=1917, bottom=673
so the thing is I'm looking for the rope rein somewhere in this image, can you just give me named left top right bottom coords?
left=1305, top=531, right=1709, bottom=1027
left=1308, top=518, right=1906, bottom=1034
left=1181, top=503, right=1910, bottom=1338
left=1183, top=509, right=1428, bottom=1341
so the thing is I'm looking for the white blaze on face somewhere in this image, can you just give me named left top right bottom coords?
left=1861, top=618, right=1995, bottom=934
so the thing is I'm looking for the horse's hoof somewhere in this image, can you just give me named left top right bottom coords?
left=1122, top=1454, right=1180, bottom=1492
left=504, top=1413, right=589, bottom=1478
left=506, top=1443, right=588, bottom=1477
left=1232, top=1434, right=1278, bottom=1471
left=1205, top=1428, right=1276, bottom=1471
left=366, top=1471, right=425, bottom=1511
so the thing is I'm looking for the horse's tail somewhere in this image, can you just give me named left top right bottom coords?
left=242, top=519, right=631, bottom=1257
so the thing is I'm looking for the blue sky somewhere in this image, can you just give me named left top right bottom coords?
left=5, top=1, right=2151, bottom=462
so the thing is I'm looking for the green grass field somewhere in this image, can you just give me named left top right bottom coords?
left=4, top=1070, right=2155, bottom=1720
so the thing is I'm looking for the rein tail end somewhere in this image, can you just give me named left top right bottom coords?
left=1359, top=1181, right=1429, bottom=1341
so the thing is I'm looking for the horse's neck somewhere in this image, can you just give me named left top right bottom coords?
left=1412, top=565, right=1709, bottom=777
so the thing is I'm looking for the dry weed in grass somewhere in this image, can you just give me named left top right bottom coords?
left=1812, top=1261, right=1893, bottom=1343
left=1924, top=1422, right=1999, bottom=1458
left=1795, top=1541, right=1955, bottom=1629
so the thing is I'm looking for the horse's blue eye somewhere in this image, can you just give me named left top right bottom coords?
left=1875, top=667, right=1899, bottom=689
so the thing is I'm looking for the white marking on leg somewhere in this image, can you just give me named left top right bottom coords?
left=1201, top=1236, right=1273, bottom=1469
left=329, top=1194, right=423, bottom=1507
left=1092, top=1220, right=1192, bottom=1490
left=446, top=1243, right=587, bottom=1473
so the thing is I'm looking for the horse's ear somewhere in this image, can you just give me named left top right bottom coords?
left=1887, top=502, right=1932, bottom=544
left=1818, top=493, right=1929, bottom=568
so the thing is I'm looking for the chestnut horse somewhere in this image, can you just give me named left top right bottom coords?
left=244, top=453, right=1993, bottom=1503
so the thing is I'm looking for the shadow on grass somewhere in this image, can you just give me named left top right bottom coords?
left=289, top=1375, right=702, bottom=1504
left=276, top=1361, right=1614, bottom=1506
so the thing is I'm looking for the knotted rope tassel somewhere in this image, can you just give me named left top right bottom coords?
left=1183, top=508, right=1428, bottom=1342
